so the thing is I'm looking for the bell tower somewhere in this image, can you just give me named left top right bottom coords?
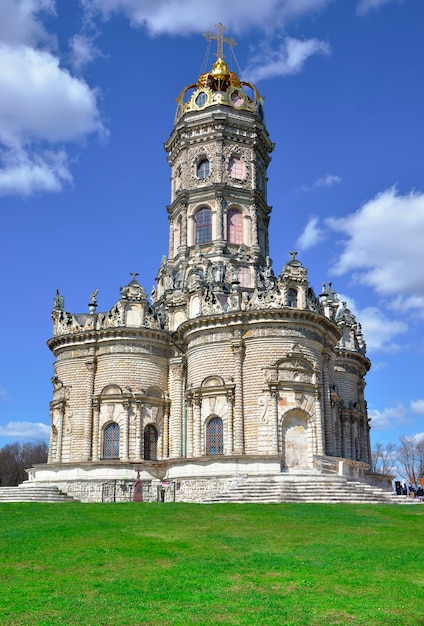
left=153, top=25, right=274, bottom=320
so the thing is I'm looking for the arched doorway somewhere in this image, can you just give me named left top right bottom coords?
left=281, top=413, right=310, bottom=469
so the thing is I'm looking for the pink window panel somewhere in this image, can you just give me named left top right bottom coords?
left=229, top=157, right=244, bottom=179
left=227, top=208, right=243, bottom=244
left=238, top=266, right=251, bottom=288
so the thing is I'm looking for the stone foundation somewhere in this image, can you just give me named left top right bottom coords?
left=25, top=455, right=373, bottom=502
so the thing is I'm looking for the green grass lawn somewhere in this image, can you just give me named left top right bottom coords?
left=0, top=503, right=423, bottom=626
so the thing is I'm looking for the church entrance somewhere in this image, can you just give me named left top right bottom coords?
left=281, top=413, right=310, bottom=469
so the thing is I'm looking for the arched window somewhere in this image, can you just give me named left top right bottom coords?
left=103, top=423, right=120, bottom=459
left=195, top=207, right=212, bottom=244
left=227, top=208, right=243, bottom=244
left=288, top=288, right=298, bottom=307
left=206, top=417, right=224, bottom=455
left=197, top=158, right=210, bottom=180
left=228, top=156, right=244, bottom=179
left=144, top=424, right=158, bottom=460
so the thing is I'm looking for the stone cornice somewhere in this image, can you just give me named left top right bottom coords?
left=47, top=326, right=172, bottom=354
left=176, top=307, right=342, bottom=346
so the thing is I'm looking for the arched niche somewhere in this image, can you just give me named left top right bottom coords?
left=281, top=410, right=311, bottom=470
left=101, top=384, right=122, bottom=396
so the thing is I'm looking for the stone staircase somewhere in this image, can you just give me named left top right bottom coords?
left=0, top=484, right=77, bottom=503
left=202, top=475, right=402, bottom=504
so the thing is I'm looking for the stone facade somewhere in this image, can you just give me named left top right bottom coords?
left=31, top=31, right=372, bottom=502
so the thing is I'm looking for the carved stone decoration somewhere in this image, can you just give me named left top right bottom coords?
left=120, top=277, right=147, bottom=302
left=64, top=411, right=73, bottom=434
left=258, top=395, right=269, bottom=423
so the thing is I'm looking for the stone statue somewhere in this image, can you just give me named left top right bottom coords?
left=53, top=289, right=65, bottom=311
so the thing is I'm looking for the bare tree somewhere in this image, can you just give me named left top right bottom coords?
left=371, top=441, right=397, bottom=474
left=396, top=435, right=424, bottom=486
left=0, top=441, right=48, bottom=486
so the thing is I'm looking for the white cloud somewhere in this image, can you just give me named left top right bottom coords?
left=387, top=294, right=424, bottom=317
left=70, top=33, right=102, bottom=70
left=410, top=400, right=424, bottom=416
left=0, top=43, right=105, bottom=196
left=81, top=0, right=331, bottom=35
left=0, top=0, right=55, bottom=46
left=0, top=45, right=104, bottom=146
left=337, top=295, right=408, bottom=354
left=327, top=188, right=424, bottom=303
left=368, top=404, right=409, bottom=430
left=0, top=387, right=8, bottom=400
left=0, top=148, right=72, bottom=196
left=245, top=37, right=330, bottom=83
left=356, top=0, right=396, bottom=16
left=314, top=174, right=341, bottom=188
left=0, top=421, right=50, bottom=439
left=296, top=217, right=326, bottom=251
left=357, top=306, right=408, bottom=353
left=80, top=2, right=331, bottom=83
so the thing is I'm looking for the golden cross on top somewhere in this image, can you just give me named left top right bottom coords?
left=203, top=23, right=237, bottom=59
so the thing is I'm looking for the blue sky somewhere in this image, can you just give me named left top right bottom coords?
left=0, top=0, right=423, bottom=450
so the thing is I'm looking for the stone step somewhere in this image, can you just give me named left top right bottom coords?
left=202, top=476, right=400, bottom=504
left=0, top=485, right=76, bottom=503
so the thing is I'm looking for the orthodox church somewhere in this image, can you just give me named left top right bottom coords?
left=32, top=26, right=373, bottom=502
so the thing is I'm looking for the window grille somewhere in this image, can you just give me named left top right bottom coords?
left=144, top=424, right=158, bottom=460
left=288, top=288, right=298, bottom=307
left=197, top=159, right=210, bottom=179
left=103, top=423, right=120, bottom=459
left=206, top=417, right=224, bottom=455
left=195, top=207, right=212, bottom=244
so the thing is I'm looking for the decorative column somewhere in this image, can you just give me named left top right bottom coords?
left=181, top=210, right=188, bottom=247
left=91, top=399, right=100, bottom=461
left=121, top=401, right=130, bottom=461
left=313, top=388, right=324, bottom=456
left=350, top=417, right=356, bottom=460
left=169, top=358, right=185, bottom=457
left=53, top=402, right=65, bottom=463
left=186, top=396, right=194, bottom=458
left=214, top=189, right=226, bottom=252
left=365, top=416, right=372, bottom=465
left=168, top=215, right=174, bottom=258
left=48, top=406, right=54, bottom=464
left=193, top=394, right=202, bottom=457
left=232, top=338, right=245, bottom=454
left=226, top=389, right=234, bottom=453
left=163, top=400, right=170, bottom=459
left=251, top=205, right=260, bottom=252
left=321, top=353, right=333, bottom=456
left=341, top=411, right=351, bottom=459
left=136, top=402, right=143, bottom=460
left=83, top=358, right=97, bottom=461
left=270, top=386, right=280, bottom=455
